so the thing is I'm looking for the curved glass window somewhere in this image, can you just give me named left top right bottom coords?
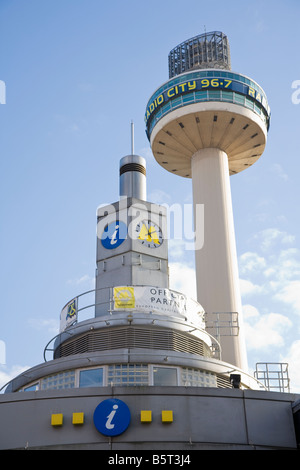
left=23, top=383, right=39, bottom=392
left=147, top=88, right=269, bottom=137
left=146, top=70, right=268, bottom=109
left=181, top=367, right=217, bottom=387
left=153, top=366, right=178, bottom=386
left=145, top=69, right=270, bottom=139
left=41, top=370, right=75, bottom=390
left=79, top=368, right=103, bottom=388
left=19, top=364, right=221, bottom=391
left=107, top=364, right=149, bottom=386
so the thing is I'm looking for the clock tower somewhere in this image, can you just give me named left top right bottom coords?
left=95, top=154, right=168, bottom=317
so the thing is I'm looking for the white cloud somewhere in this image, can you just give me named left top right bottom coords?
left=168, top=239, right=188, bottom=260
left=238, top=236, right=300, bottom=305
left=239, top=251, right=266, bottom=275
left=148, top=188, right=172, bottom=205
left=260, top=248, right=300, bottom=283
left=240, top=278, right=264, bottom=297
left=0, top=365, right=29, bottom=393
left=168, top=262, right=197, bottom=300
left=243, top=304, right=260, bottom=319
left=281, top=340, right=300, bottom=393
left=254, top=228, right=295, bottom=252
left=244, top=309, right=292, bottom=351
left=275, top=280, right=300, bottom=314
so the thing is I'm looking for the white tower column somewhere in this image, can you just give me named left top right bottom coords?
left=191, top=148, right=248, bottom=371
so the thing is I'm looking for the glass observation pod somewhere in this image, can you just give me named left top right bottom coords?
left=145, top=69, right=270, bottom=140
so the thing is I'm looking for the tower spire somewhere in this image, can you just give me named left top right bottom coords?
left=131, top=120, right=134, bottom=155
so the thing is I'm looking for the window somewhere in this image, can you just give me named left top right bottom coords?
left=208, top=90, right=221, bottom=100
left=153, top=366, right=178, bottom=386
left=254, top=103, right=261, bottom=114
left=162, top=102, right=171, bottom=114
left=245, top=97, right=254, bottom=110
left=182, top=93, right=195, bottom=103
left=24, top=383, right=39, bottom=392
left=195, top=90, right=208, bottom=101
left=221, top=91, right=233, bottom=102
left=18, top=364, right=222, bottom=392
left=79, top=368, right=103, bottom=388
left=107, top=364, right=148, bottom=386
left=234, top=93, right=245, bottom=105
left=171, top=97, right=182, bottom=109
left=181, top=367, right=217, bottom=387
left=41, top=370, right=75, bottom=390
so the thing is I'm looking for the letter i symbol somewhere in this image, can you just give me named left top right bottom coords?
left=110, top=225, right=119, bottom=245
left=105, top=404, right=118, bottom=429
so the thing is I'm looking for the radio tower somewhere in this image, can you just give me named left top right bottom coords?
left=145, top=31, right=271, bottom=370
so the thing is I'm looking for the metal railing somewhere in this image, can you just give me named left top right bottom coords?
left=43, top=286, right=215, bottom=362
left=205, top=311, right=239, bottom=335
left=254, top=362, right=290, bottom=393
left=59, top=286, right=207, bottom=332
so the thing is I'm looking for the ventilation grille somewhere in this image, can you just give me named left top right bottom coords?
left=54, top=326, right=212, bottom=359
left=216, top=374, right=232, bottom=389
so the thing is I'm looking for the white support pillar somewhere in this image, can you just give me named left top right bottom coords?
left=191, top=148, right=248, bottom=371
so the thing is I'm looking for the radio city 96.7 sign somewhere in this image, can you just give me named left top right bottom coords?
left=145, top=75, right=270, bottom=126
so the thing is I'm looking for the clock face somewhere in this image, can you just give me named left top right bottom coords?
left=135, top=220, right=163, bottom=248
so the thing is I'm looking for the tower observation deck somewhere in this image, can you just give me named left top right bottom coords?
left=145, top=31, right=271, bottom=371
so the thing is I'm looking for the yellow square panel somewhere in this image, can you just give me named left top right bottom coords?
left=51, top=413, right=63, bottom=426
left=161, top=410, right=173, bottom=423
left=140, top=410, right=152, bottom=423
left=72, top=412, right=84, bottom=425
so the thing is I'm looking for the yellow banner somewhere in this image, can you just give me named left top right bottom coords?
left=113, top=287, right=135, bottom=309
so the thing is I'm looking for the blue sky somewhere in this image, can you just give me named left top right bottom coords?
left=1, top=0, right=300, bottom=392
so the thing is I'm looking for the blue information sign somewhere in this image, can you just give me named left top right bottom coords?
left=93, top=398, right=131, bottom=436
left=101, top=220, right=127, bottom=250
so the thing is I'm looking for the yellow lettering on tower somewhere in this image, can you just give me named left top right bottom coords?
left=188, top=81, right=196, bottom=90
left=248, top=87, right=255, bottom=97
left=157, top=94, right=164, bottom=105
left=178, top=83, right=187, bottom=92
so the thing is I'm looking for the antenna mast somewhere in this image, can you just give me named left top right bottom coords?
left=131, top=120, right=134, bottom=155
